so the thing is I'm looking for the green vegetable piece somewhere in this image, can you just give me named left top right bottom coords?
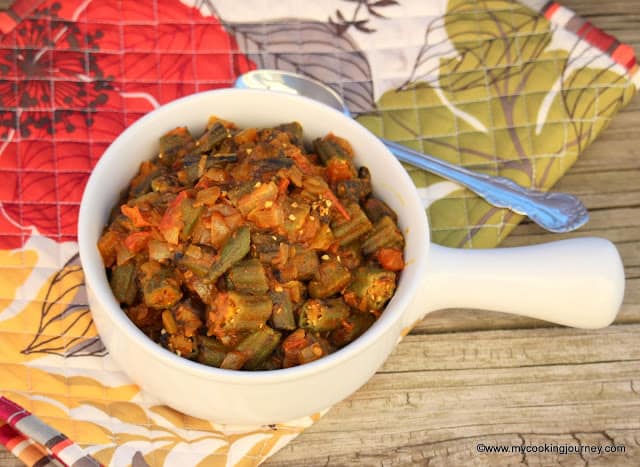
left=196, top=122, right=229, bottom=154
left=210, top=291, right=273, bottom=340
left=234, top=327, right=282, bottom=370
left=299, top=298, right=349, bottom=332
left=150, top=174, right=178, bottom=193
left=209, top=226, right=250, bottom=281
left=329, top=312, right=376, bottom=347
left=141, top=263, right=183, bottom=310
left=335, top=242, right=363, bottom=270
left=336, top=176, right=372, bottom=202
left=363, top=197, right=397, bottom=224
left=227, top=258, right=269, bottom=294
left=282, top=329, right=330, bottom=367
left=178, top=245, right=216, bottom=277
left=308, top=260, right=351, bottom=298
left=181, top=198, right=204, bottom=240
left=313, top=137, right=351, bottom=164
left=344, top=267, right=396, bottom=312
left=159, top=127, right=194, bottom=166
left=275, top=122, right=303, bottom=146
left=331, top=202, right=373, bottom=246
left=110, top=262, right=137, bottom=305
left=182, top=153, right=206, bottom=185
left=269, top=291, right=296, bottom=331
left=220, top=350, right=248, bottom=370
left=196, top=335, right=228, bottom=368
left=361, top=216, right=404, bottom=256
left=129, top=168, right=162, bottom=197
left=335, top=179, right=371, bottom=201
left=278, top=245, right=319, bottom=282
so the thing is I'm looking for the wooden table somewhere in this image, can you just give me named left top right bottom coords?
left=1, top=0, right=638, bottom=465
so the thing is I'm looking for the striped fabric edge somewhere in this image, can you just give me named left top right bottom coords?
left=0, top=422, right=63, bottom=467
left=0, top=397, right=102, bottom=467
left=538, top=0, right=640, bottom=87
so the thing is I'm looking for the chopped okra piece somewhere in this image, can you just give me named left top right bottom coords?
left=227, top=258, right=269, bottom=294
left=281, top=280, right=306, bottom=304
left=178, top=244, right=216, bottom=277
left=158, top=127, right=194, bottom=166
left=329, top=312, right=376, bottom=347
left=335, top=177, right=372, bottom=201
left=181, top=198, right=204, bottom=240
left=363, top=197, right=398, bottom=224
left=196, top=335, right=228, bottom=368
left=277, top=245, right=319, bottom=281
left=139, top=261, right=182, bottom=309
left=208, top=292, right=273, bottom=343
left=196, top=122, right=229, bottom=154
left=110, top=261, right=138, bottom=305
left=331, top=202, right=373, bottom=246
left=151, top=174, right=179, bottom=193
left=208, top=226, right=251, bottom=281
left=275, top=122, right=303, bottom=146
left=269, top=291, right=296, bottom=331
left=182, top=274, right=217, bottom=305
left=282, top=329, right=332, bottom=367
left=361, top=215, right=404, bottom=256
left=335, top=242, right=363, bottom=270
left=343, top=267, right=397, bottom=312
left=313, top=133, right=354, bottom=163
left=234, top=327, right=282, bottom=370
left=299, top=298, right=350, bottom=332
left=220, top=350, right=248, bottom=370
left=308, top=260, right=351, bottom=298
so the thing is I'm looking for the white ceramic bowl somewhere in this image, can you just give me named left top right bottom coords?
left=79, top=89, right=625, bottom=425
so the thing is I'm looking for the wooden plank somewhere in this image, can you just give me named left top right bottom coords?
left=0, top=453, right=19, bottom=467
left=268, top=326, right=640, bottom=466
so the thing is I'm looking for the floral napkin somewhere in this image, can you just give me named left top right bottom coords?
left=0, top=0, right=637, bottom=466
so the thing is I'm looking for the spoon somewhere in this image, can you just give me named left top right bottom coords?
left=234, top=69, right=589, bottom=233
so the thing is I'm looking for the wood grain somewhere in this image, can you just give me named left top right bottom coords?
left=1, top=1, right=639, bottom=466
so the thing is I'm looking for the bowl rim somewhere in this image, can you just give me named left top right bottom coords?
left=78, top=88, right=430, bottom=384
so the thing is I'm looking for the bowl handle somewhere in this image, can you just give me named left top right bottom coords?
left=404, top=237, right=625, bottom=329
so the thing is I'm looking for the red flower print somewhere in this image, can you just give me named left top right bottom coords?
left=0, top=0, right=254, bottom=249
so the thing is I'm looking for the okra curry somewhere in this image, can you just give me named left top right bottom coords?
left=98, top=117, right=406, bottom=370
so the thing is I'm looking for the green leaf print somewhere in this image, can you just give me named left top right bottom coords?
left=356, top=0, right=636, bottom=248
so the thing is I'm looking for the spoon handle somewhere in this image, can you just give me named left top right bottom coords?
left=382, top=139, right=589, bottom=233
